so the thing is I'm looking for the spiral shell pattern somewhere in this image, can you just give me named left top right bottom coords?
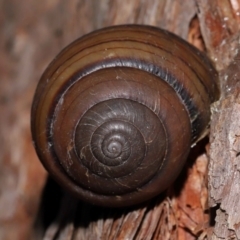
left=31, top=25, right=219, bottom=207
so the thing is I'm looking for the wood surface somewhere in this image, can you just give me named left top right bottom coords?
left=1, top=0, right=240, bottom=239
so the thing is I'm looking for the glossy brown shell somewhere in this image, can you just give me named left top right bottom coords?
left=31, top=25, right=219, bottom=207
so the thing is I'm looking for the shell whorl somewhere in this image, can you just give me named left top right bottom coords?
left=31, top=25, right=219, bottom=207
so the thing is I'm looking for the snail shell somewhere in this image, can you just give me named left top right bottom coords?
left=31, top=25, right=219, bottom=207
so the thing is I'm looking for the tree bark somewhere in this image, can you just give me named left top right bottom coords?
left=1, top=0, right=240, bottom=239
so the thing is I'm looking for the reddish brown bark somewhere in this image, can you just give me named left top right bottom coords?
left=1, top=0, right=240, bottom=239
